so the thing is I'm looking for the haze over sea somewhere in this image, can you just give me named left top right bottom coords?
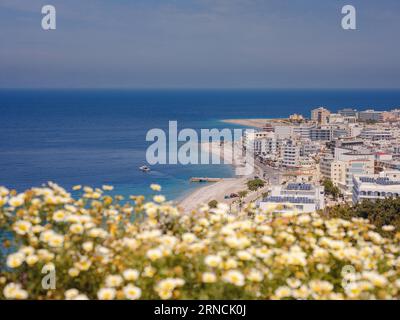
left=1, top=89, right=400, bottom=200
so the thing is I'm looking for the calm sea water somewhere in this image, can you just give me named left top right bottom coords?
left=1, top=89, right=400, bottom=200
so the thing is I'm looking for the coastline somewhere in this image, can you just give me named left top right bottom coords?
left=221, top=118, right=287, bottom=128
left=177, top=139, right=266, bottom=213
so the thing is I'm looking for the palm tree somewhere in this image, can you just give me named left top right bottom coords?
left=238, top=190, right=248, bottom=211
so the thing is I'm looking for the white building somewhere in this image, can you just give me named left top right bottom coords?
left=328, top=113, right=345, bottom=124
left=300, top=139, right=319, bottom=156
left=348, top=124, right=363, bottom=138
left=259, top=183, right=325, bottom=213
left=281, top=139, right=301, bottom=168
left=274, top=125, right=315, bottom=140
left=274, top=125, right=293, bottom=139
left=320, top=148, right=375, bottom=201
left=339, top=108, right=358, bottom=117
left=334, top=148, right=375, bottom=162
left=311, top=107, right=331, bottom=125
left=244, top=130, right=273, bottom=154
left=352, top=172, right=400, bottom=204
left=260, top=135, right=282, bottom=159
left=319, top=154, right=334, bottom=180
left=359, top=129, right=393, bottom=141
left=358, top=110, right=383, bottom=122
left=293, top=125, right=315, bottom=140
left=342, top=159, right=375, bottom=201
left=310, top=127, right=332, bottom=141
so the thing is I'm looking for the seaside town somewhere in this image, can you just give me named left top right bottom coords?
left=232, top=107, right=400, bottom=214
left=181, top=106, right=400, bottom=214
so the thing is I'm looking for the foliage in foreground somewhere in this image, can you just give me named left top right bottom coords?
left=325, top=197, right=400, bottom=235
left=322, top=179, right=340, bottom=200
left=1, top=183, right=400, bottom=300
left=246, top=179, right=265, bottom=192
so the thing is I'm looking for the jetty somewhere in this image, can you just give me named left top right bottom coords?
left=190, top=177, right=222, bottom=183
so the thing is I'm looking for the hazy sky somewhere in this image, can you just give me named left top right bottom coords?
left=1, top=0, right=400, bottom=88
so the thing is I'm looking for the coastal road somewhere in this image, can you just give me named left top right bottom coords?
left=177, top=177, right=249, bottom=213
left=177, top=159, right=282, bottom=213
left=254, top=159, right=283, bottom=185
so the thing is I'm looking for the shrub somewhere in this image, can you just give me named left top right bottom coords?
left=208, top=200, right=218, bottom=209
left=247, top=179, right=265, bottom=192
left=0, top=183, right=400, bottom=300
left=322, top=179, right=340, bottom=200
left=325, top=198, right=400, bottom=235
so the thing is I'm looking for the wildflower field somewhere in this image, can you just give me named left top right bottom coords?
left=1, top=183, right=400, bottom=300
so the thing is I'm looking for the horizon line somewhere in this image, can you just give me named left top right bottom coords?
left=2, top=87, right=400, bottom=91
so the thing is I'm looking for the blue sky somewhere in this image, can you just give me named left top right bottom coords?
left=1, top=0, right=400, bottom=88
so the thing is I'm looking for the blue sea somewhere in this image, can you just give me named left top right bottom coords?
left=1, top=89, right=400, bottom=201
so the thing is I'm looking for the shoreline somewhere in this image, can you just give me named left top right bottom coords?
left=177, top=140, right=265, bottom=213
left=221, top=118, right=288, bottom=128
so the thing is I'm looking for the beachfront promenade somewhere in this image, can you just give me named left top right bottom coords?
left=178, top=141, right=281, bottom=212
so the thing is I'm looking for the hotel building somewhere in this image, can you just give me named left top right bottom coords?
left=352, top=172, right=400, bottom=204
left=259, top=183, right=325, bottom=213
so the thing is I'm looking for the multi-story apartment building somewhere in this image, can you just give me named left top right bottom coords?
left=338, top=108, right=358, bottom=117
left=311, top=107, right=331, bottom=125
left=243, top=130, right=273, bottom=154
left=358, top=110, right=383, bottom=122
left=310, top=128, right=332, bottom=141
left=332, top=126, right=349, bottom=139
left=319, top=148, right=375, bottom=201
left=260, top=135, right=282, bottom=159
left=352, top=172, right=400, bottom=204
left=331, top=160, right=347, bottom=186
left=319, top=154, right=347, bottom=186
left=281, top=139, right=301, bottom=168
left=328, top=113, right=345, bottom=124
left=300, top=140, right=319, bottom=156
left=259, top=183, right=325, bottom=213
left=319, top=154, right=334, bottom=180
left=293, top=125, right=315, bottom=140
left=348, top=124, right=363, bottom=137
left=359, top=129, right=393, bottom=141
left=343, top=159, right=375, bottom=199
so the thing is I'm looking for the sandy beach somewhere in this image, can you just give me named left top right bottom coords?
left=222, top=118, right=287, bottom=128
left=178, top=140, right=265, bottom=213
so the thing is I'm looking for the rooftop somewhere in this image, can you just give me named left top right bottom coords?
left=286, top=183, right=313, bottom=191
left=264, top=196, right=315, bottom=204
left=357, top=176, right=400, bottom=186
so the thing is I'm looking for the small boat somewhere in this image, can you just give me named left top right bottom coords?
left=139, top=165, right=151, bottom=172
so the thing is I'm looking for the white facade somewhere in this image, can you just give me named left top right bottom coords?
left=321, top=148, right=375, bottom=200
left=293, top=125, right=315, bottom=140
left=259, top=183, right=325, bottom=213
left=334, top=148, right=375, bottom=162
left=319, top=154, right=334, bottom=180
left=274, top=126, right=293, bottom=139
left=352, top=172, right=400, bottom=204
left=311, top=107, right=331, bottom=125
left=358, top=110, right=383, bottom=122
left=329, top=113, right=345, bottom=124
left=342, top=159, right=375, bottom=201
left=281, top=139, right=301, bottom=167
left=244, top=130, right=274, bottom=154
left=260, top=135, right=282, bottom=159
left=360, top=129, right=393, bottom=141
left=348, top=124, right=363, bottom=138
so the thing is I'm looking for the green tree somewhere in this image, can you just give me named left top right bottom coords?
left=324, top=197, right=400, bottom=235
left=208, top=200, right=218, bottom=209
left=247, top=179, right=265, bottom=192
left=238, top=190, right=248, bottom=199
left=323, top=178, right=340, bottom=200
left=237, top=190, right=248, bottom=211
